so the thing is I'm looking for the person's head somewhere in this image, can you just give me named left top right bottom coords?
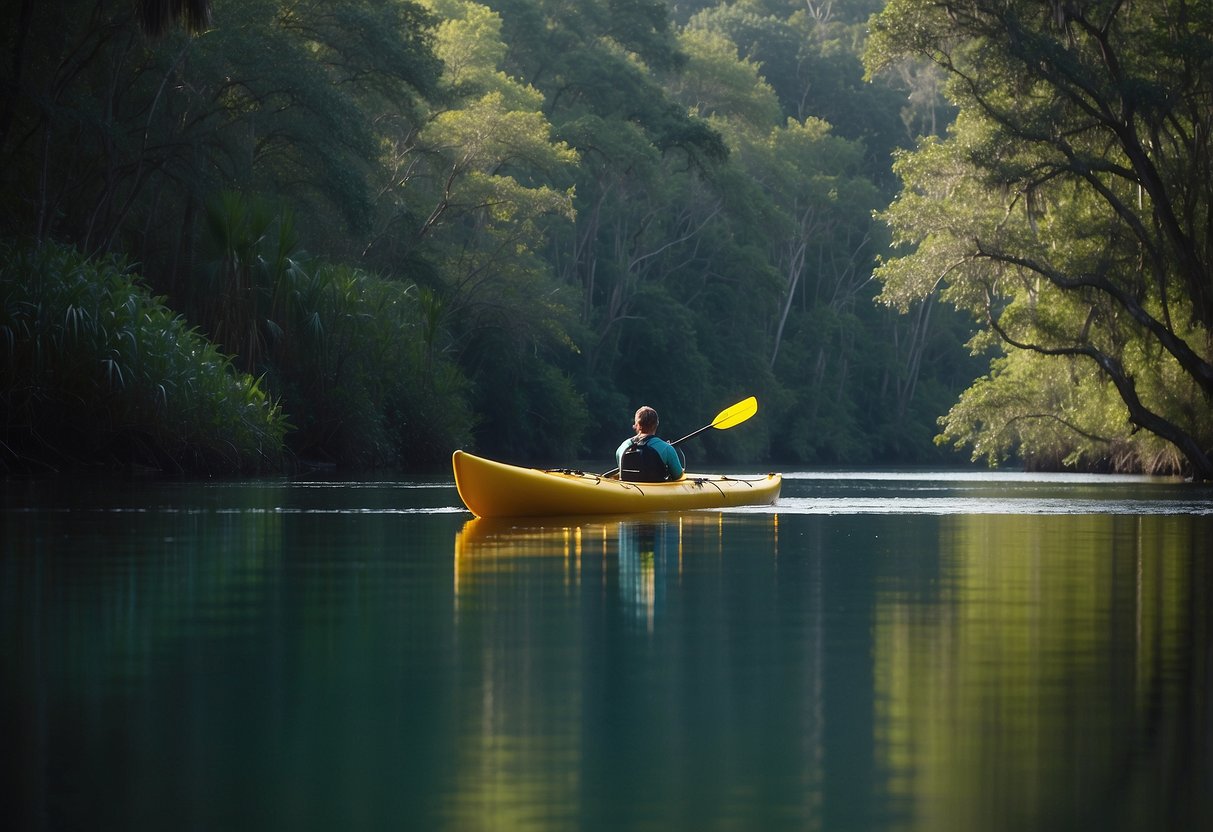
left=633, top=406, right=659, bottom=434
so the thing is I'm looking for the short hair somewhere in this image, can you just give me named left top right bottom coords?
left=634, top=406, right=659, bottom=431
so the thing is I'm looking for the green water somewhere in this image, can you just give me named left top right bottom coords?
left=3, top=473, right=1211, bottom=831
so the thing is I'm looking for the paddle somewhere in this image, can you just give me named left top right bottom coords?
left=602, top=396, right=758, bottom=478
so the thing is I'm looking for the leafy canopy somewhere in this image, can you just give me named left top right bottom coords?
left=866, top=0, right=1213, bottom=477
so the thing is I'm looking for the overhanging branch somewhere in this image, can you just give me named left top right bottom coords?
left=974, top=241, right=1213, bottom=397
left=985, top=290, right=1213, bottom=479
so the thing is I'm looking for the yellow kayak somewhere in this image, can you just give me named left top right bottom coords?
left=452, top=450, right=781, bottom=518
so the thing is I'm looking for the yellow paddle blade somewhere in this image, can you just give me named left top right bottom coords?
left=710, top=396, right=758, bottom=430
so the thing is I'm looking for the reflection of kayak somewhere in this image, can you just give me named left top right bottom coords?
left=452, top=450, right=781, bottom=518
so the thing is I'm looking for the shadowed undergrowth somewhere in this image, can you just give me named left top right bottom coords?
left=0, top=240, right=288, bottom=473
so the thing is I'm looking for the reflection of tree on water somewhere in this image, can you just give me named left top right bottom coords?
left=617, top=521, right=682, bottom=631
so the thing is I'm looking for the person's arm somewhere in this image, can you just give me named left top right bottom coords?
left=657, top=439, right=683, bottom=479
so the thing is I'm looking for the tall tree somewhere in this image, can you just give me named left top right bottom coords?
left=686, top=1, right=907, bottom=185
left=867, top=0, right=1213, bottom=478
left=384, top=0, right=585, bottom=458
left=478, top=0, right=731, bottom=447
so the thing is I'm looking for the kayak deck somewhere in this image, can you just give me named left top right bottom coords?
left=452, top=450, right=781, bottom=518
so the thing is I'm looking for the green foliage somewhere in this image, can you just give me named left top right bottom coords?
left=688, top=2, right=908, bottom=183
left=670, top=28, right=783, bottom=128
left=393, top=0, right=587, bottom=457
left=468, top=344, right=589, bottom=462
left=868, top=0, right=1213, bottom=477
left=491, top=0, right=687, bottom=78
left=1, top=0, right=989, bottom=473
left=193, top=191, right=305, bottom=373
left=615, top=285, right=714, bottom=413
left=490, top=0, right=727, bottom=166
left=0, top=240, right=287, bottom=472
left=189, top=192, right=474, bottom=468
left=939, top=326, right=1213, bottom=476
left=265, top=261, right=474, bottom=468
left=0, top=0, right=442, bottom=267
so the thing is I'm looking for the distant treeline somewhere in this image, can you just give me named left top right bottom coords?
left=8, top=1, right=1205, bottom=477
left=4, top=0, right=969, bottom=473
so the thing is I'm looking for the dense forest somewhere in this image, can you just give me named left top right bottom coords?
left=1, top=0, right=1209, bottom=478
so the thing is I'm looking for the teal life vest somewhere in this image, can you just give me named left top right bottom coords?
left=620, top=436, right=670, bottom=482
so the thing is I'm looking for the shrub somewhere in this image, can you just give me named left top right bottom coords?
left=0, top=240, right=288, bottom=473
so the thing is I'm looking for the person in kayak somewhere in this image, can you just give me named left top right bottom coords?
left=616, top=406, right=684, bottom=482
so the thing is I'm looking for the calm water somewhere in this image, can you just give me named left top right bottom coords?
left=3, top=471, right=1212, bottom=831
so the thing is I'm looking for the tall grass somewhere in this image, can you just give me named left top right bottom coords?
left=0, top=240, right=288, bottom=473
